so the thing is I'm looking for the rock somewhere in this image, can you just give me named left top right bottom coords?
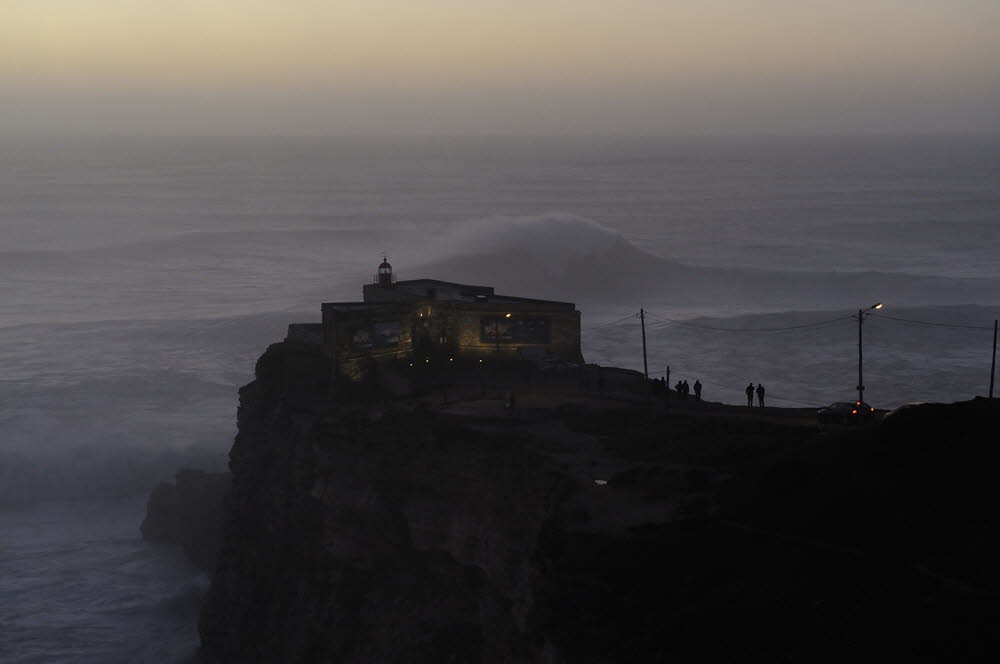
left=192, top=339, right=1000, bottom=662
left=142, top=468, right=229, bottom=572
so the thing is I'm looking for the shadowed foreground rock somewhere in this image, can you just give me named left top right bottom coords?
left=190, top=340, right=1000, bottom=662
left=141, top=468, right=229, bottom=572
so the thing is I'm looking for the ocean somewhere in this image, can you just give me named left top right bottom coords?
left=1, top=135, right=998, bottom=661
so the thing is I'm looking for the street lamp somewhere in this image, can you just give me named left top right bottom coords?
left=855, top=302, right=883, bottom=404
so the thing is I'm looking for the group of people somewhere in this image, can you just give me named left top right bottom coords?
left=649, top=378, right=701, bottom=401
left=651, top=377, right=702, bottom=400
left=676, top=379, right=702, bottom=400
left=746, top=382, right=766, bottom=407
left=651, top=376, right=766, bottom=407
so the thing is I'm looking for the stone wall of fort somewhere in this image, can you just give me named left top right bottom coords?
left=453, top=308, right=581, bottom=362
left=285, top=323, right=324, bottom=346
left=321, top=300, right=583, bottom=384
left=322, top=304, right=414, bottom=382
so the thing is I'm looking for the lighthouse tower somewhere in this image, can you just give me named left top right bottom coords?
left=375, top=256, right=394, bottom=287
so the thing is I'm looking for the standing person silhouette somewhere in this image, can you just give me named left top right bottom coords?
left=746, top=383, right=754, bottom=407
left=756, top=383, right=766, bottom=408
left=693, top=380, right=702, bottom=401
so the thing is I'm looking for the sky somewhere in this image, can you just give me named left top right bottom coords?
left=2, top=0, right=998, bottom=136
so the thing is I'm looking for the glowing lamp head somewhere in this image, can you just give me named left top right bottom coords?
left=504, top=313, right=511, bottom=318
left=852, top=409, right=858, bottom=415
left=874, top=303, right=883, bottom=310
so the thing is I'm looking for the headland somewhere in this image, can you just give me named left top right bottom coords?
left=144, top=268, right=1000, bottom=662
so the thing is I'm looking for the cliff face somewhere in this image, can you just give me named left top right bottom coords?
left=199, top=342, right=584, bottom=662
left=197, top=340, right=1000, bottom=662
left=142, top=468, right=228, bottom=572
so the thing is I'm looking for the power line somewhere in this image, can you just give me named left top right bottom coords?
left=585, top=308, right=995, bottom=334
left=583, top=306, right=995, bottom=406
left=583, top=312, right=640, bottom=333
left=585, top=309, right=994, bottom=334
left=643, top=310, right=854, bottom=333
left=869, top=312, right=994, bottom=331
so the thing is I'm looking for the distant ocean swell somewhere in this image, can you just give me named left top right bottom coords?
left=1, top=136, right=998, bottom=662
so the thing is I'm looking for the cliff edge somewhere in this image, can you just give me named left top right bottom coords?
left=191, top=340, right=1000, bottom=662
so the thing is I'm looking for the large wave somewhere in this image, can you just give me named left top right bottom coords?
left=412, top=213, right=1000, bottom=310
left=2, top=213, right=996, bottom=505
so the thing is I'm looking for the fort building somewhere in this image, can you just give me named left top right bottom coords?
left=287, top=258, right=583, bottom=383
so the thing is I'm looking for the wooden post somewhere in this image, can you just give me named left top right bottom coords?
left=990, top=319, right=997, bottom=399
left=640, top=308, right=648, bottom=381
left=857, top=308, right=864, bottom=404
left=665, top=365, right=671, bottom=410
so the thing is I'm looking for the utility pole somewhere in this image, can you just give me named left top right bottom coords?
left=640, top=308, right=648, bottom=381
left=857, top=308, right=864, bottom=405
left=991, top=319, right=997, bottom=399
left=665, top=365, right=671, bottom=410
left=856, top=303, right=882, bottom=404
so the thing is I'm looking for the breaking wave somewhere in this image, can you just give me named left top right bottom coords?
left=414, top=213, right=1000, bottom=310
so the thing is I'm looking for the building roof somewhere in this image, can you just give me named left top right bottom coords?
left=323, top=277, right=576, bottom=311
left=322, top=301, right=409, bottom=310
left=393, top=278, right=494, bottom=292
left=367, top=278, right=574, bottom=307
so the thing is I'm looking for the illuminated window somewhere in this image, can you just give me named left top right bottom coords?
left=480, top=317, right=550, bottom=343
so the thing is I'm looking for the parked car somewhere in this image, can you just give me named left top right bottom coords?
left=881, top=402, right=928, bottom=422
left=818, top=400, right=876, bottom=425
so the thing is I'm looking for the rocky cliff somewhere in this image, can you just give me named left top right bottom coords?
left=142, top=468, right=228, bottom=572
left=186, top=340, right=1000, bottom=662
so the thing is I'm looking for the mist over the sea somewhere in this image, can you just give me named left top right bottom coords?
left=1, top=134, right=998, bottom=662
left=2, top=134, right=999, bottom=505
